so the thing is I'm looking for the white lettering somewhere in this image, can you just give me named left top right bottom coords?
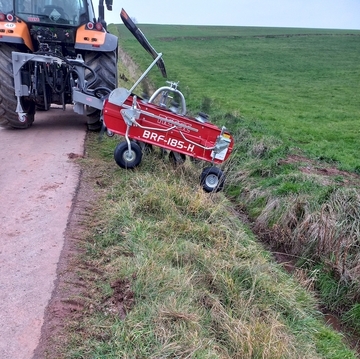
left=150, top=132, right=158, bottom=141
left=168, top=138, right=177, bottom=147
left=143, top=130, right=195, bottom=153
left=187, top=144, right=195, bottom=152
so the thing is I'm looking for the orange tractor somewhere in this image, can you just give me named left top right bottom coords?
left=0, top=0, right=117, bottom=130
left=0, top=3, right=234, bottom=191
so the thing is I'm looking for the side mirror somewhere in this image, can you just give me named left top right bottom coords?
left=105, top=0, right=113, bottom=11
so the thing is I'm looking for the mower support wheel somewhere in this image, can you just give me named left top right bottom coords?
left=200, top=166, right=225, bottom=193
left=114, top=141, right=142, bottom=169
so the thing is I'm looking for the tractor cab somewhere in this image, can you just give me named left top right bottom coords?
left=11, top=0, right=93, bottom=26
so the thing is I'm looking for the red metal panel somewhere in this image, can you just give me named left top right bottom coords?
left=103, top=95, right=234, bottom=164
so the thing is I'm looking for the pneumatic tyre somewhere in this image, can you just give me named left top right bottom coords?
left=84, top=50, right=118, bottom=131
left=114, top=141, right=142, bottom=169
left=200, top=166, right=225, bottom=193
left=0, top=44, right=35, bottom=129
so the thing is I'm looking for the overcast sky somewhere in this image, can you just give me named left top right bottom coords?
left=102, top=0, right=360, bottom=30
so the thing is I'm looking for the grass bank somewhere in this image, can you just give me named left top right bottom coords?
left=108, top=23, right=360, bottom=334
left=58, top=133, right=356, bottom=358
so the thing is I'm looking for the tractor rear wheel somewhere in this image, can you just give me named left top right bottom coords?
left=84, top=50, right=118, bottom=131
left=0, top=44, right=35, bottom=129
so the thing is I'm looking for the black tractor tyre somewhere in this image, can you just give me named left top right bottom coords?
left=114, top=141, right=142, bottom=169
left=0, top=44, right=35, bottom=129
left=200, top=166, right=226, bottom=193
left=84, top=50, right=118, bottom=131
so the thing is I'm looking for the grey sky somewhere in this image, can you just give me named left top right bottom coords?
left=102, top=0, right=360, bottom=30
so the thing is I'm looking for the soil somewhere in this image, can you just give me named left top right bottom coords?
left=279, top=154, right=360, bottom=187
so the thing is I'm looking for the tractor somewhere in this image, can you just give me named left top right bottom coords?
left=0, top=3, right=234, bottom=192
left=0, top=0, right=117, bottom=130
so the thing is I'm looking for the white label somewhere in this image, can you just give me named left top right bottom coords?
left=212, top=148, right=228, bottom=161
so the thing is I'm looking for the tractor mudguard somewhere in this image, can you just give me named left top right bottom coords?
left=75, top=25, right=117, bottom=52
left=0, top=20, right=33, bottom=51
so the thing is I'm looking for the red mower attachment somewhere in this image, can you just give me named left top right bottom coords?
left=103, top=84, right=234, bottom=192
left=102, top=9, right=235, bottom=192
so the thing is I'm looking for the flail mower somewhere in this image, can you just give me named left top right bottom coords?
left=102, top=9, right=234, bottom=193
left=4, top=4, right=234, bottom=192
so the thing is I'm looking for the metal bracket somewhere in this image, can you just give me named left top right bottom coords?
left=120, top=96, right=140, bottom=126
left=108, top=87, right=131, bottom=107
left=12, top=52, right=66, bottom=97
left=72, top=89, right=104, bottom=114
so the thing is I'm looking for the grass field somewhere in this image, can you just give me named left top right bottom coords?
left=111, top=24, right=360, bottom=172
left=111, top=21, right=360, bottom=341
left=109, top=24, right=360, bottom=316
left=52, top=25, right=360, bottom=357
left=58, top=134, right=357, bottom=358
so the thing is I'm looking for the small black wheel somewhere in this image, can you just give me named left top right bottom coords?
left=200, top=166, right=225, bottom=193
left=169, top=151, right=186, bottom=166
left=114, top=141, right=142, bottom=169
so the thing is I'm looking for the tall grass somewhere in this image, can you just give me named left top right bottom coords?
left=110, top=23, right=360, bottom=327
left=59, top=134, right=356, bottom=358
left=220, top=125, right=360, bottom=321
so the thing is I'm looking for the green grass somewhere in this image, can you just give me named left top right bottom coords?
left=111, top=24, right=360, bottom=172
left=47, top=24, right=360, bottom=357
left=58, top=133, right=357, bottom=358
left=109, top=23, right=360, bottom=319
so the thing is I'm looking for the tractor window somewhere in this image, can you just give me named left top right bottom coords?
left=15, top=0, right=88, bottom=26
left=0, top=0, right=13, bottom=13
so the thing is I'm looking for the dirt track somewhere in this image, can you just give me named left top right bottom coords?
left=0, top=107, right=86, bottom=359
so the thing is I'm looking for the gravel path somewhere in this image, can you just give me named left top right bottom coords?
left=0, top=107, right=86, bottom=359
